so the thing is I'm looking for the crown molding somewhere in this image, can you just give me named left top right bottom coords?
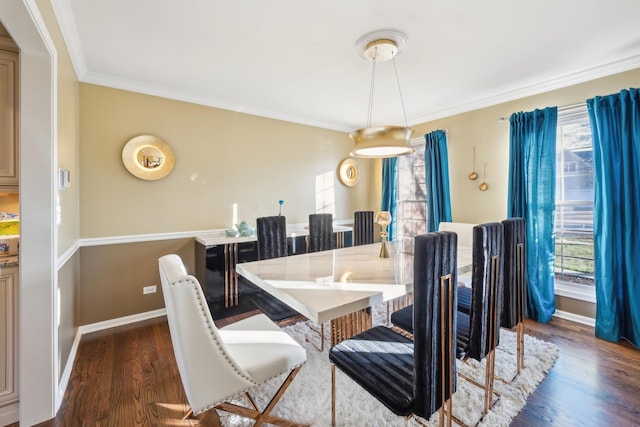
left=51, top=0, right=88, bottom=79
left=408, top=54, right=640, bottom=125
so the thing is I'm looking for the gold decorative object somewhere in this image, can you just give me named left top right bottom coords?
left=479, top=163, right=489, bottom=191
left=349, top=31, right=415, bottom=158
left=337, top=158, right=359, bottom=187
left=376, top=210, right=391, bottom=258
left=122, top=135, right=175, bottom=180
left=468, top=146, right=478, bottom=180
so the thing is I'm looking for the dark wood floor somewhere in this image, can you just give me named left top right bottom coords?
left=511, top=318, right=639, bottom=427
left=15, top=312, right=639, bottom=426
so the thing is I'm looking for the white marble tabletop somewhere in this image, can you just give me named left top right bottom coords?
left=236, top=242, right=472, bottom=324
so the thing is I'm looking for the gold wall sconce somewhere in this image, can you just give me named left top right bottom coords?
left=337, top=158, right=359, bottom=187
left=122, top=135, right=175, bottom=180
left=479, top=163, right=489, bottom=191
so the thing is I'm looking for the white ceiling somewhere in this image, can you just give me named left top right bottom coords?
left=53, top=0, right=640, bottom=132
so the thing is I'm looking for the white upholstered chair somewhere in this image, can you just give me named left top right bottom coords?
left=159, top=254, right=308, bottom=426
left=438, top=221, right=476, bottom=247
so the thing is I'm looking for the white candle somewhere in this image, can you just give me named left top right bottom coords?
left=232, top=203, right=238, bottom=227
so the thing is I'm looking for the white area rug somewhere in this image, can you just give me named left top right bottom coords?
left=220, top=305, right=558, bottom=426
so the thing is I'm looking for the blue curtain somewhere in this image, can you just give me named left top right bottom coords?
left=507, top=107, right=557, bottom=323
left=587, top=88, right=640, bottom=347
left=424, top=130, right=452, bottom=232
left=381, top=157, right=398, bottom=240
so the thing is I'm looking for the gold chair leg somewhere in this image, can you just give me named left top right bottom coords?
left=307, top=322, right=325, bottom=352
left=517, top=320, right=525, bottom=375
left=214, top=366, right=309, bottom=427
left=484, top=349, right=496, bottom=414
left=182, top=408, right=194, bottom=420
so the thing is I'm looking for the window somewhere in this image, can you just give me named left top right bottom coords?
left=315, top=171, right=335, bottom=215
left=555, top=105, right=594, bottom=286
left=396, top=141, right=427, bottom=253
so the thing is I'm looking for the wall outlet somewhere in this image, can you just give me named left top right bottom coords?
left=143, top=285, right=157, bottom=295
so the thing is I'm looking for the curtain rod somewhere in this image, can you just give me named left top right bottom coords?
left=498, top=102, right=587, bottom=122
left=412, top=128, right=449, bottom=139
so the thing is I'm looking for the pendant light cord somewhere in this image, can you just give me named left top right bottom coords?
left=366, top=48, right=378, bottom=128
left=392, top=55, right=409, bottom=127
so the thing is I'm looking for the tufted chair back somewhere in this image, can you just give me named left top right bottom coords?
left=412, top=231, right=458, bottom=419
left=501, top=217, right=527, bottom=328
left=354, top=210, right=375, bottom=246
left=466, top=222, right=504, bottom=361
left=159, top=254, right=255, bottom=414
left=256, top=215, right=288, bottom=260
left=308, top=213, right=333, bottom=252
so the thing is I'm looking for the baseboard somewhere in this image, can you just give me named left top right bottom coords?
left=0, top=402, right=19, bottom=426
left=78, top=308, right=167, bottom=335
left=553, top=309, right=596, bottom=327
left=55, top=308, right=168, bottom=413
left=55, top=329, right=82, bottom=412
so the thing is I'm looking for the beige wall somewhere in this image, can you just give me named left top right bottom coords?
left=74, top=69, right=640, bottom=325
left=79, top=84, right=375, bottom=238
left=410, top=67, right=640, bottom=224
left=78, top=238, right=194, bottom=324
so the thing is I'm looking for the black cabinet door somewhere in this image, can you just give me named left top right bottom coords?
left=199, top=231, right=352, bottom=320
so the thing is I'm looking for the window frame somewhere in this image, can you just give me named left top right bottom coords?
left=554, top=104, right=596, bottom=302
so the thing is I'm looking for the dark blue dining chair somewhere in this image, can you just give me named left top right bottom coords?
left=391, top=222, right=504, bottom=416
left=500, top=217, right=527, bottom=376
left=353, top=210, right=375, bottom=246
left=251, top=215, right=301, bottom=323
left=308, top=213, right=333, bottom=252
left=456, top=222, right=504, bottom=415
left=329, top=231, right=457, bottom=426
left=457, top=218, right=526, bottom=378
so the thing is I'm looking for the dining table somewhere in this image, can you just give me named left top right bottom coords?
left=236, top=240, right=472, bottom=347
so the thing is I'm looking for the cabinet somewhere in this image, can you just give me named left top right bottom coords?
left=0, top=46, right=19, bottom=190
left=195, top=231, right=352, bottom=320
left=0, top=266, right=19, bottom=409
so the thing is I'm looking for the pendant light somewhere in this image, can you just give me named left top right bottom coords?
left=349, top=31, right=415, bottom=158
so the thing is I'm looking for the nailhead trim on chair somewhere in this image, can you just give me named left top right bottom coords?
left=175, top=277, right=305, bottom=413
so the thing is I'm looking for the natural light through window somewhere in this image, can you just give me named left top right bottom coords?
left=555, top=105, right=594, bottom=286
left=397, top=142, right=427, bottom=253
left=315, top=171, right=335, bottom=215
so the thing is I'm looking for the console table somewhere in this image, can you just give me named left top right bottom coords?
left=194, top=225, right=352, bottom=319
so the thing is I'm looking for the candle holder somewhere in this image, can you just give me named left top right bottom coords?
left=376, top=211, right=392, bottom=258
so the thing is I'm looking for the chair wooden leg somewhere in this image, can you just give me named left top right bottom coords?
left=214, top=366, right=308, bottom=427
left=182, top=408, right=194, bottom=420
left=517, top=320, right=525, bottom=374
left=484, top=349, right=496, bottom=414
left=307, top=322, right=325, bottom=352
left=245, top=392, right=259, bottom=411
